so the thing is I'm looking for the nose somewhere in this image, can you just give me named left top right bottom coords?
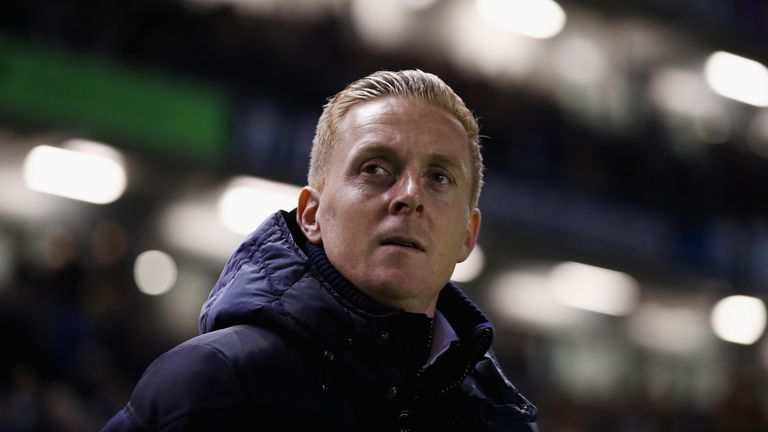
left=388, top=171, right=424, bottom=215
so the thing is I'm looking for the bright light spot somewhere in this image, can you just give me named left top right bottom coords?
left=350, top=0, right=411, bottom=50
left=476, top=0, right=566, bottom=39
left=548, top=262, right=639, bottom=316
left=134, top=250, right=178, bottom=296
left=162, top=202, right=243, bottom=262
left=23, top=143, right=127, bottom=204
left=489, top=269, right=588, bottom=329
left=218, top=176, right=301, bottom=235
left=627, top=302, right=710, bottom=354
left=649, top=69, right=731, bottom=142
left=705, top=51, right=768, bottom=107
left=650, top=68, right=712, bottom=116
left=63, top=138, right=125, bottom=163
left=0, top=146, right=62, bottom=223
left=451, top=245, right=485, bottom=283
left=442, top=0, right=536, bottom=79
left=552, top=36, right=607, bottom=84
left=710, top=295, right=766, bottom=345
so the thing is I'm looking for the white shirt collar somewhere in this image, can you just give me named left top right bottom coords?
left=423, top=310, right=459, bottom=368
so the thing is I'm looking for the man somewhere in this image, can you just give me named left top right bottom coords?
left=104, top=70, right=538, bottom=431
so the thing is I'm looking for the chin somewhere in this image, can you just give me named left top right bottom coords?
left=367, top=271, right=420, bottom=289
left=368, top=276, right=440, bottom=301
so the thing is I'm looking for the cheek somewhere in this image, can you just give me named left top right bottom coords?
left=443, top=215, right=472, bottom=251
left=318, top=194, right=364, bottom=241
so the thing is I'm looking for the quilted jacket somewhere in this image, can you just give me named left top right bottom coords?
left=103, top=210, right=538, bottom=431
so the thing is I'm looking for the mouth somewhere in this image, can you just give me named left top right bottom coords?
left=379, top=236, right=426, bottom=252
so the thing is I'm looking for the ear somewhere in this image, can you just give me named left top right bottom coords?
left=297, top=186, right=322, bottom=244
left=457, top=208, right=481, bottom=263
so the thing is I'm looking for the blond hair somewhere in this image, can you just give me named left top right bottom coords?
left=308, top=70, right=484, bottom=208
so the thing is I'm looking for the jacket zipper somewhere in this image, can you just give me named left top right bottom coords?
left=415, top=318, right=435, bottom=378
left=437, top=327, right=492, bottom=395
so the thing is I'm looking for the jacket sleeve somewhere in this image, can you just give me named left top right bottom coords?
left=101, top=338, right=248, bottom=432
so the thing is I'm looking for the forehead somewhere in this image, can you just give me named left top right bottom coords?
left=336, top=96, right=472, bottom=162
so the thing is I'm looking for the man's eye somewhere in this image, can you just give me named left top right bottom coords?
left=431, top=172, right=450, bottom=184
left=362, top=164, right=386, bottom=175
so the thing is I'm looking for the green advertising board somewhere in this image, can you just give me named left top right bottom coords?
left=0, top=35, right=231, bottom=163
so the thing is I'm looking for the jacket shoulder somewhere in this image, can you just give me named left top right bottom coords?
left=103, top=324, right=308, bottom=431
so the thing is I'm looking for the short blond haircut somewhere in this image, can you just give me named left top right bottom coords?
left=308, top=70, right=484, bottom=208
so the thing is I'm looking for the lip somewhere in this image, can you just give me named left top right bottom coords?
left=378, top=235, right=426, bottom=253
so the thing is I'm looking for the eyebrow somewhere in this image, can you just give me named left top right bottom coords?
left=350, top=142, right=397, bottom=160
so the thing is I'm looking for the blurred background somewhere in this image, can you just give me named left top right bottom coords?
left=1, top=0, right=768, bottom=430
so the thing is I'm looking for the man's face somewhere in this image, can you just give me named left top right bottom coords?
left=301, top=96, right=481, bottom=315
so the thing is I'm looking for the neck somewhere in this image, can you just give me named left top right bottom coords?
left=363, top=291, right=439, bottom=318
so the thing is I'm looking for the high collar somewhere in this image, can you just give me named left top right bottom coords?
left=303, top=238, right=436, bottom=371
left=200, top=209, right=495, bottom=380
left=283, top=207, right=494, bottom=342
left=303, top=240, right=400, bottom=317
left=305, top=239, right=464, bottom=369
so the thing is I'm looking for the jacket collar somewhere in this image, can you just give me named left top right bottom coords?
left=200, top=210, right=495, bottom=381
left=290, top=210, right=496, bottom=381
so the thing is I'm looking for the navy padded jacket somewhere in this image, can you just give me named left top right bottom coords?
left=103, top=210, right=538, bottom=431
